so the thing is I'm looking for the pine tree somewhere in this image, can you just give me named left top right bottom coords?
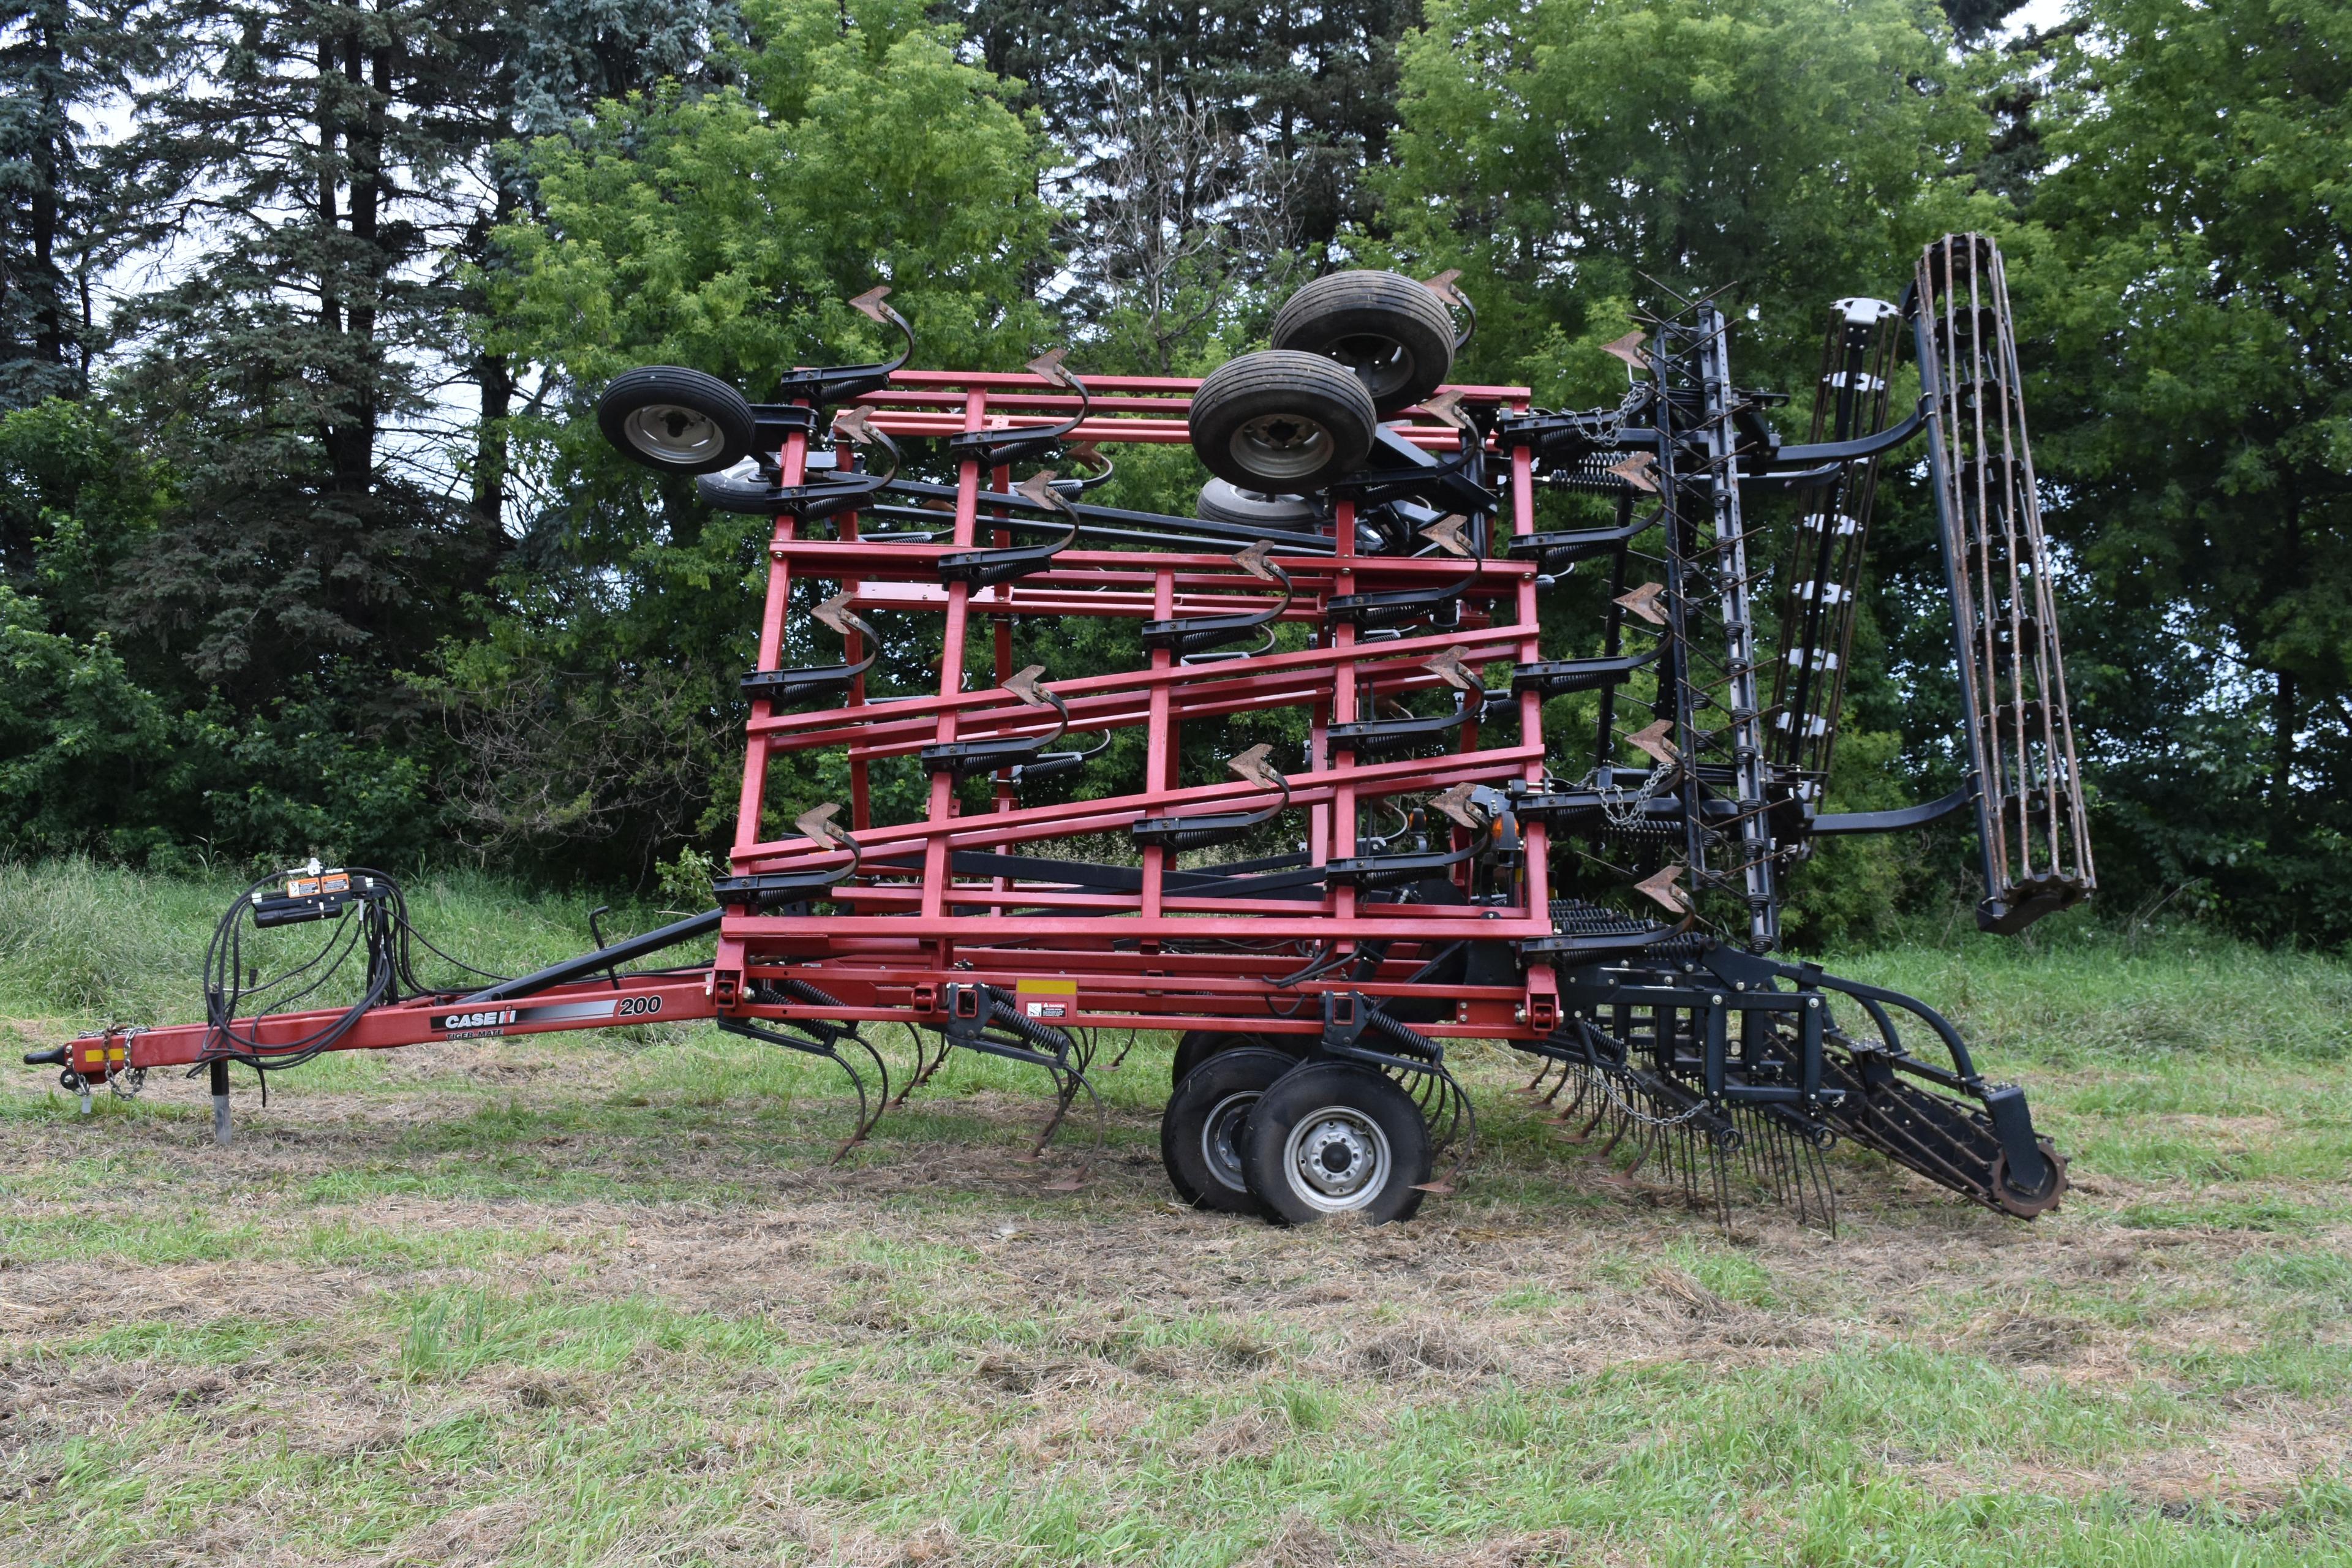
left=0, top=0, right=145, bottom=407
left=108, top=0, right=510, bottom=703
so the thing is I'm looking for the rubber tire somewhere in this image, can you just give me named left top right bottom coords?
left=1196, top=478, right=1321, bottom=532
left=1170, top=1028, right=1300, bottom=1090
left=1161, top=1048, right=1303, bottom=1213
left=1271, top=271, right=1457, bottom=417
left=1188, top=350, right=1378, bottom=491
left=696, top=460, right=781, bottom=514
left=597, top=366, right=759, bottom=475
left=1240, top=1060, right=1434, bottom=1226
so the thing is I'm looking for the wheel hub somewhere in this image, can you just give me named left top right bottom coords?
left=1231, top=412, right=1335, bottom=482
left=1284, top=1107, right=1392, bottom=1211
left=1200, top=1090, right=1259, bottom=1194
left=1325, top=333, right=1412, bottom=398
left=622, top=404, right=726, bottom=465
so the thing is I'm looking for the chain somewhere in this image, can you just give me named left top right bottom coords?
left=1596, top=762, right=1675, bottom=827
left=1591, top=1061, right=1713, bottom=1128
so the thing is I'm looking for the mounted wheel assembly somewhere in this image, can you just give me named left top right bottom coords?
left=596, top=366, right=760, bottom=475
left=1271, top=269, right=1461, bottom=416
left=1239, top=1061, right=1434, bottom=1226
left=1187, top=349, right=1379, bottom=490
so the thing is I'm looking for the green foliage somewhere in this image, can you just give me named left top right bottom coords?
left=1380, top=0, right=1990, bottom=401
left=1781, top=729, right=1912, bottom=951
left=489, top=0, right=1054, bottom=389
left=450, top=0, right=1058, bottom=878
left=0, top=586, right=171, bottom=856
left=2019, top=0, right=2352, bottom=941
left=0, top=397, right=164, bottom=633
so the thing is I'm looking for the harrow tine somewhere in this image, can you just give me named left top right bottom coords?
left=1613, top=1100, right=1651, bottom=1174
left=1760, top=1119, right=1792, bottom=1206
left=1672, top=1121, right=1700, bottom=1205
left=891, top=1022, right=950, bottom=1109
left=1574, top=1072, right=1616, bottom=1142
left=1760, top=1117, right=1797, bottom=1209
left=1796, top=1132, right=1838, bottom=1235
left=827, top=1027, right=895, bottom=1164
left=1026, top=1028, right=1096, bottom=1158
left=1551, top=1060, right=1598, bottom=1117
left=1708, top=1133, right=1733, bottom=1229
left=1038, top=1057, right=1109, bottom=1192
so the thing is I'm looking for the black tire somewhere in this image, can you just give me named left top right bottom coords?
left=696, top=459, right=781, bottom=514
left=1196, top=479, right=1321, bottom=532
left=1240, top=1061, right=1434, bottom=1226
left=597, top=366, right=759, bottom=475
left=1271, top=271, right=1457, bottom=416
left=1170, top=1028, right=1300, bottom=1090
left=1188, top=350, right=1378, bottom=491
left=1161, top=1047, right=1302, bottom=1213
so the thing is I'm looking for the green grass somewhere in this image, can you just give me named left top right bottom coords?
left=1, top=859, right=2347, bottom=1566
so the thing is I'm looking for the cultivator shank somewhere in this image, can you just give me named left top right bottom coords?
left=41, top=238, right=2084, bottom=1228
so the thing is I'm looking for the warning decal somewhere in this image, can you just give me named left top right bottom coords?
left=1014, top=978, right=1077, bottom=1020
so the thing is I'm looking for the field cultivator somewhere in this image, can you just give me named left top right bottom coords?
left=37, top=237, right=2090, bottom=1228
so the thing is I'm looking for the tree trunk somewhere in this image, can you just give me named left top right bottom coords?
left=31, top=20, right=64, bottom=371
left=473, top=349, right=510, bottom=551
left=2273, top=668, right=2298, bottom=813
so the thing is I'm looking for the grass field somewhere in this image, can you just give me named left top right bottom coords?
left=2, top=859, right=2348, bottom=1566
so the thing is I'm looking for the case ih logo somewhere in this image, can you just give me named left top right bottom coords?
left=431, top=998, right=644, bottom=1039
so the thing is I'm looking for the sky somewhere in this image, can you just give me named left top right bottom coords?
left=2011, top=0, right=2075, bottom=32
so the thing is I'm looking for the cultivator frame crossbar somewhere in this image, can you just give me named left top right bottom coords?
left=40, top=236, right=2089, bottom=1228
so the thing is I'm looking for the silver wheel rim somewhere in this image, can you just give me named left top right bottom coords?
left=1281, top=1104, right=1392, bottom=1214
left=622, top=402, right=729, bottom=465
left=1199, top=1090, right=1259, bottom=1194
left=1324, top=333, right=1414, bottom=399
left=1230, top=411, right=1335, bottom=482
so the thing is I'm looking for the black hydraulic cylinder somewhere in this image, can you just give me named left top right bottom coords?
left=459, top=908, right=724, bottom=1005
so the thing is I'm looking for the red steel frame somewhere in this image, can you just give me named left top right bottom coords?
left=66, top=368, right=1566, bottom=1084
left=712, top=369, right=1556, bottom=1041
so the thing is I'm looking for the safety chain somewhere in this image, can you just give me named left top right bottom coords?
left=1591, top=1061, right=1713, bottom=1129
left=107, top=1026, right=147, bottom=1100
left=1596, top=762, right=1675, bottom=828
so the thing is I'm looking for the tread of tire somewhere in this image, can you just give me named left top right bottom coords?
left=1272, top=271, right=1457, bottom=360
left=1192, top=349, right=1379, bottom=417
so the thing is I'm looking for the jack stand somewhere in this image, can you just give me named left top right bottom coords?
left=77, top=1073, right=91, bottom=1117
left=209, top=1058, right=231, bottom=1147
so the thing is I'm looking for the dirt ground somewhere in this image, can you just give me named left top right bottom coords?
left=3, top=1027, right=2348, bottom=1566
